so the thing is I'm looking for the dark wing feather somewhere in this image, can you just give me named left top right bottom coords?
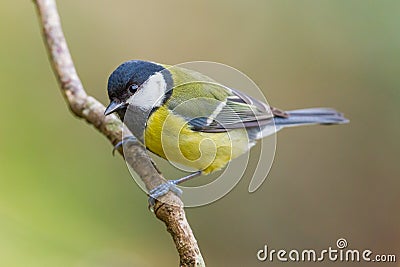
left=189, top=88, right=281, bottom=133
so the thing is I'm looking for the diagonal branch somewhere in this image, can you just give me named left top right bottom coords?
left=33, top=0, right=205, bottom=266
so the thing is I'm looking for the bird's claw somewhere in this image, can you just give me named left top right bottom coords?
left=112, top=135, right=138, bottom=155
left=148, top=180, right=183, bottom=207
left=147, top=171, right=201, bottom=208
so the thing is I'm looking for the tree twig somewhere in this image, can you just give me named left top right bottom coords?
left=33, top=0, right=205, bottom=266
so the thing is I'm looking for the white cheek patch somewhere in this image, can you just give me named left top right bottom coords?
left=127, top=72, right=167, bottom=109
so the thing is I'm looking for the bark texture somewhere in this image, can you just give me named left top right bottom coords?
left=33, top=1, right=205, bottom=266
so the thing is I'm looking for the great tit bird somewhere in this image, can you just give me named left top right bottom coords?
left=105, top=60, right=348, bottom=199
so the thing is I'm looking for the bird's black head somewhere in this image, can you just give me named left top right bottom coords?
left=104, top=60, right=170, bottom=118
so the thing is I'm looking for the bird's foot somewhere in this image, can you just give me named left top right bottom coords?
left=112, top=135, right=138, bottom=155
left=148, top=180, right=183, bottom=207
left=148, top=171, right=201, bottom=207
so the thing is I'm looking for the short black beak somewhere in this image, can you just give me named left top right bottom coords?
left=104, top=101, right=126, bottom=116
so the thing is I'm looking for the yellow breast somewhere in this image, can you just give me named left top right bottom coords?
left=144, top=106, right=250, bottom=174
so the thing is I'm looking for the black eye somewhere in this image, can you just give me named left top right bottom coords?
left=128, top=84, right=139, bottom=93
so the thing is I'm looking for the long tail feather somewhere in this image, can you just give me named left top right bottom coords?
left=273, top=108, right=349, bottom=127
left=256, top=108, right=349, bottom=139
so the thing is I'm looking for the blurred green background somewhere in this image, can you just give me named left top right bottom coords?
left=1, top=0, right=399, bottom=266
